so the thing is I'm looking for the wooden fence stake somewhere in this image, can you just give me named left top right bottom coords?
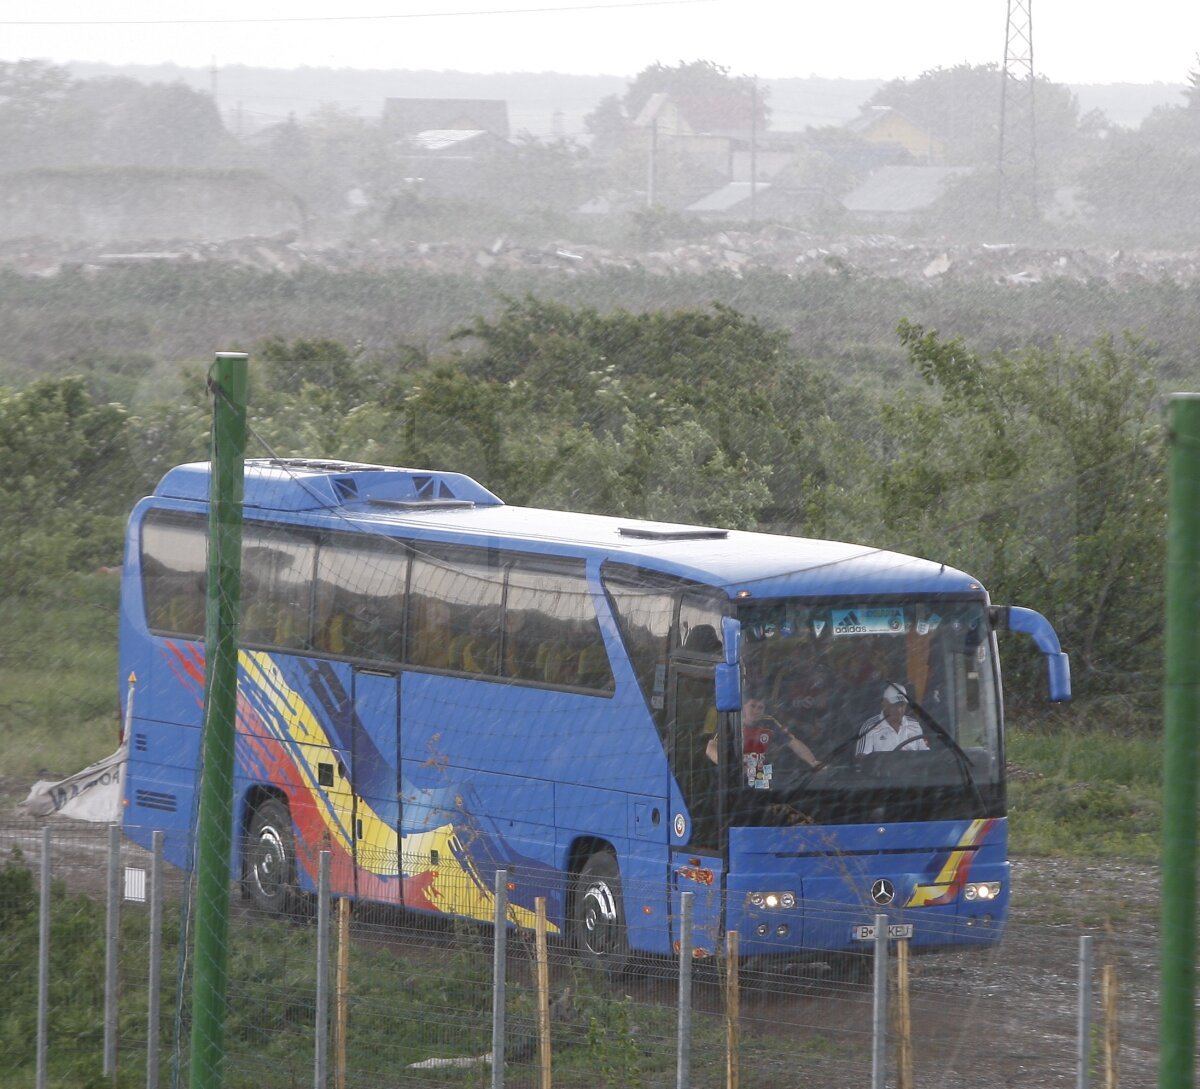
left=336, top=897, right=350, bottom=1089
left=725, top=930, right=739, bottom=1089
left=1102, top=962, right=1119, bottom=1089
left=896, top=939, right=913, bottom=1089
left=535, top=897, right=552, bottom=1089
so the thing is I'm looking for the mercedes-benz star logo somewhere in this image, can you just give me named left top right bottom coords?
left=870, top=879, right=895, bottom=906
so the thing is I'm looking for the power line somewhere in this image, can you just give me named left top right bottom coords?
left=1, top=0, right=715, bottom=28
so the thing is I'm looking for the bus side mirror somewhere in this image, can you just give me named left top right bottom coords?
left=721, top=616, right=741, bottom=666
left=715, top=664, right=741, bottom=711
left=715, top=617, right=743, bottom=711
left=992, top=605, right=1073, bottom=702
left=1045, top=652, right=1071, bottom=703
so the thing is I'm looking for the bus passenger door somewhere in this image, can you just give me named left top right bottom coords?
left=352, top=669, right=402, bottom=905
left=667, top=668, right=726, bottom=957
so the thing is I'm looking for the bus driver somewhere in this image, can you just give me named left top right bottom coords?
left=856, top=683, right=928, bottom=754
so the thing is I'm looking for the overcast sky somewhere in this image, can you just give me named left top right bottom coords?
left=3, top=0, right=1198, bottom=85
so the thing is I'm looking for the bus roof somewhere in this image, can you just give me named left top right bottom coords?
left=152, top=459, right=983, bottom=599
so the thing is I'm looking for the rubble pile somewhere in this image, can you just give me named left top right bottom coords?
left=3, top=227, right=1200, bottom=287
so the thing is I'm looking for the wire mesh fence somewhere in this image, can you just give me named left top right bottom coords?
left=0, top=818, right=1166, bottom=1089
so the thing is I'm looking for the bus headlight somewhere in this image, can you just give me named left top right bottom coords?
left=747, top=891, right=796, bottom=910
left=962, top=881, right=1002, bottom=902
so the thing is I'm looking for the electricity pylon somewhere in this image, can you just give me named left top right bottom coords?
left=997, top=0, right=1039, bottom=225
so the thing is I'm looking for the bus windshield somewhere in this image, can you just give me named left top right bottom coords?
left=733, top=597, right=1002, bottom=824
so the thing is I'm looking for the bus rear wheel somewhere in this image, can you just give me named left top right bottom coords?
left=245, top=798, right=297, bottom=916
left=572, top=850, right=630, bottom=976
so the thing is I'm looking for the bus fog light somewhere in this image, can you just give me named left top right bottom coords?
left=775, top=924, right=789, bottom=937
left=756, top=923, right=769, bottom=936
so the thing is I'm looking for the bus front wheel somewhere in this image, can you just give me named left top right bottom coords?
left=572, top=850, right=630, bottom=975
left=245, top=798, right=296, bottom=915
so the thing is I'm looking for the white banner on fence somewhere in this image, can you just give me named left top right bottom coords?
left=19, top=740, right=127, bottom=822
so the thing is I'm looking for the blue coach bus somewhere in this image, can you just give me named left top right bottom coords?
left=119, top=458, right=1070, bottom=965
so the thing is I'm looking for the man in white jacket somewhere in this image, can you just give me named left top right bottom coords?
left=856, top=682, right=928, bottom=754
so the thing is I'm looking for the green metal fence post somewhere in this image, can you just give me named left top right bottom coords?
left=190, top=352, right=248, bottom=1089
left=1161, top=393, right=1200, bottom=1089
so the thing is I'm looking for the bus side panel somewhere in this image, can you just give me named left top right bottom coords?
left=555, top=784, right=672, bottom=955
left=128, top=639, right=401, bottom=903
left=398, top=671, right=669, bottom=938
left=671, top=851, right=725, bottom=958
left=121, top=634, right=206, bottom=870
left=232, top=653, right=385, bottom=902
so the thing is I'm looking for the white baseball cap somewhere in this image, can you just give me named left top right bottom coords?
left=882, top=683, right=908, bottom=704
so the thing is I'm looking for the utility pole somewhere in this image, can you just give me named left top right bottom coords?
left=997, top=0, right=1038, bottom=226
left=749, top=78, right=759, bottom=223
left=647, top=115, right=658, bottom=208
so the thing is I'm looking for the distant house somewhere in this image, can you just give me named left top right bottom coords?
left=393, top=128, right=513, bottom=197
left=382, top=98, right=510, bottom=139
left=383, top=99, right=514, bottom=197
left=842, top=165, right=973, bottom=227
left=846, top=107, right=943, bottom=164
left=730, top=149, right=799, bottom=183
left=686, top=181, right=829, bottom=222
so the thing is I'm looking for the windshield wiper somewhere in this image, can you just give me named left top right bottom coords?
left=808, top=686, right=986, bottom=810
left=894, top=683, right=986, bottom=810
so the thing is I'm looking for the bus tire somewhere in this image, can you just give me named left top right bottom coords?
left=245, top=797, right=297, bottom=916
left=572, top=849, right=630, bottom=976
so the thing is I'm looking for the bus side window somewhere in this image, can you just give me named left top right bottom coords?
left=540, top=637, right=577, bottom=684
left=575, top=636, right=610, bottom=689
left=504, top=610, right=543, bottom=680
left=506, top=557, right=613, bottom=692
left=460, top=607, right=501, bottom=674
left=141, top=514, right=207, bottom=638
left=317, top=608, right=350, bottom=655
left=409, top=546, right=504, bottom=678
left=411, top=597, right=452, bottom=668
left=601, top=565, right=677, bottom=716
left=312, top=538, right=408, bottom=664
left=240, top=530, right=316, bottom=651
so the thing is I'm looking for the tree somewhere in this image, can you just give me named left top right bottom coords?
left=583, top=94, right=631, bottom=157
left=0, top=378, right=137, bottom=589
left=1077, top=130, right=1200, bottom=246
left=442, top=296, right=850, bottom=529
left=0, top=70, right=240, bottom=170
left=865, top=63, right=1087, bottom=174
left=881, top=322, right=1164, bottom=708
left=259, top=104, right=388, bottom=218
left=91, top=79, right=238, bottom=168
left=1185, top=54, right=1200, bottom=109
left=0, top=60, right=75, bottom=167
left=621, top=60, right=768, bottom=134
left=478, top=134, right=589, bottom=214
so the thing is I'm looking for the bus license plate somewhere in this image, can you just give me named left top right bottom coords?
left=852, top=923, right=914, bottom=941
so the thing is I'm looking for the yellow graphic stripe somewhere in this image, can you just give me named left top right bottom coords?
left=905, top=818, right=990, bottom=907
left=242, top=652, right=556, bottom=929
left=243, top=651, right=398, bottom=876
left=403, top=825, right=554, bottom=932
